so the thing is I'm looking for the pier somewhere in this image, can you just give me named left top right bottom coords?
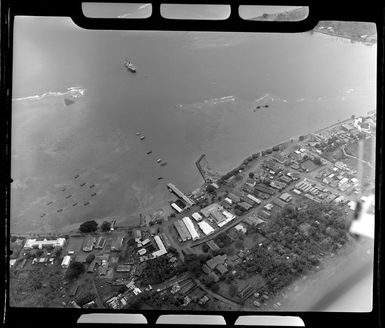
left=195, top=153, right=209, bottom=183
left=167, top=183, right=195, bottom=207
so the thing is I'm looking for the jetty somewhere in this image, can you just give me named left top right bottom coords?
left=167, top=183, right=195, bottom=207
left=195, top=154, right=209, bottom=183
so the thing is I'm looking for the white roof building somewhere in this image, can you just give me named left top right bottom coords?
left=192, top=212, right=203, bottom=222
left=182, top=217, right=200, bottom=241
left=198, top=221, right=215, bottom=236
left=138, top=248, right=147, bottom=255
left=61, top=255, right=71, bottom=268
left=152, top=235, right=168, bottom=258
left=246, top=194, right=261, bottom=204
left=24, top=237, right=66, bottom=249
left=171, top=203, right=183, bottom=213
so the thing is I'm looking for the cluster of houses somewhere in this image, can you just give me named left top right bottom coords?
left=172, top=204, right=238, bottom=243
left=309, top=115, right=375, bottom=156
left=316, top=164, right=360, bottom=194
left=132, top=229, right=169, bottom=262
left=293, top=178, right=356, bottom=210
left=105, top=279, right=143, bottom=309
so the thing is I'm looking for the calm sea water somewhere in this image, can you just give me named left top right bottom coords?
left=11, top=17, right=377, bottom=233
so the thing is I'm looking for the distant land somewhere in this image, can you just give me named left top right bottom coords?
left=252, top=7, right=377, bottom=45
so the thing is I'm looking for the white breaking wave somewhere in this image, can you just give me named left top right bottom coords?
left=12, top=87, right=86, bottom=102
left=177, top=95, right=236, bottom=110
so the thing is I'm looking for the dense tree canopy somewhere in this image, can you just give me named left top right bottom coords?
left=65, top=262, right=85, bottom=280
left=101, top=221, right=111, bottom=232
left=79, top=220, right=98, bottom=233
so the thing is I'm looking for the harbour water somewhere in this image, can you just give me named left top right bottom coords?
left=11, top=17, right=376, bottom=233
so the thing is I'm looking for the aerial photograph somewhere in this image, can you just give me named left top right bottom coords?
left=9, top=5, right=376, bottom=311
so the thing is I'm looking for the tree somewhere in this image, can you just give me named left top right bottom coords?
left=10, top=236, right=18, bottom=243
left=313, top=157, right=322, bottom=165
left=299, top=136, right=305, bottom=141
left=202, top=244, right=210, bottom=253
left=101, top=221, right=111, bottom=232
left=79, top=220, right=98, bottom=233
left=229, top=284, right=238, bottom=297
left=206, top=185, right=216, bottom=194
left=36, top=249, right=44, bottom=258
left=248, top=172, right=255, bottom=179
left=65, top=262, right=85, bottom=280
left=86, top=253, right=95, bottom=264
left=170, top=213, right=176, bottom=218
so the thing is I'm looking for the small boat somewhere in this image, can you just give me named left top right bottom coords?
left=80, top=182, right=86, bottom=187
left=147, top=151, right=152, bottom=155
left=89, top=184, right=95, bottom=188
left=91, top=193, right=97, bottom=197
left=124, top=59, right=137, bottom=73
left=136, top=132, right=141, bottom=136
left=256, top=106, right=261, bottom=109
left=263, top=104, right=269, bottom=108
left=157, top=177, right=164, bottom=180
left=61, top=187, right=66, bottom=191
left=156, top=158, right=162, bottom=163
left=47, top=201, right=53, bottom=206
left=40, top=213, right=46, bottom=218
left=57, top=209, right=63, bottom=213
left=140, top=135, right=145, bottom=140
left=72, top=203, right=78, bottom=206
left=74, top=174, right=79, bottom=179
left=84, top=202, right=90, bottom=206
left=66, top=195, right=72, bottom=199
left=160, top=162, right=167, bottom=166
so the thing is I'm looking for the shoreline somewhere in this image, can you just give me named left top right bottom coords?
left=10, top=112, right=371, bottom=237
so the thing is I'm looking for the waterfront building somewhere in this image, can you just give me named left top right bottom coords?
left=174, top=220, right=191, bottom=242
left=182, top=217, right=200, bottom=241
left=197, top=221, right=215, bottom=236
left=95, top=237, right=106, bottom=249
left=200, top=203, right=224, bottom=218
left=160, top=233, right=172, bottom=249
left=171, top=202, right=184, bottom=213
left=133, top=229, right=142, bottom=242
left=152, top=235, right=168, bottom=258
left=61, top=255, right=71, bottom=268
left=192, top=212, right=203, bottom=222
left=111, top=236, right=124, bottom=251
left=24, top=237, right=66, bottom=250
left=82, top=236, right=96, bottom=252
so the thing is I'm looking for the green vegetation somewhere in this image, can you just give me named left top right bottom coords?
left=184, top=254, right=210, bottom=277
left=65, top=262, right=85, bottom=280
left=235, top=202, right=350, bottom=295
left=101, top=221, right=111, bottom=232
left=141, top=256, right=184, bottom=285
left=10, top=265, right=64, bottom=307
left=79, top=220, right=98, bottom=233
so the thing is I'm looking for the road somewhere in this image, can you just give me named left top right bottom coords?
left=192, top=277, right=242, bottom=310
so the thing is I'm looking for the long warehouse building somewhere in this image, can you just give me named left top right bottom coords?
left=182, top=217, right=200, bottom=241
left=174, top=220, right=191, bottom=242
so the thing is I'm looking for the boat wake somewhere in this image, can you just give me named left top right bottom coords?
left=12, top=86, right=86, bottom=102
left=177, top=95, right=236, bottom=111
